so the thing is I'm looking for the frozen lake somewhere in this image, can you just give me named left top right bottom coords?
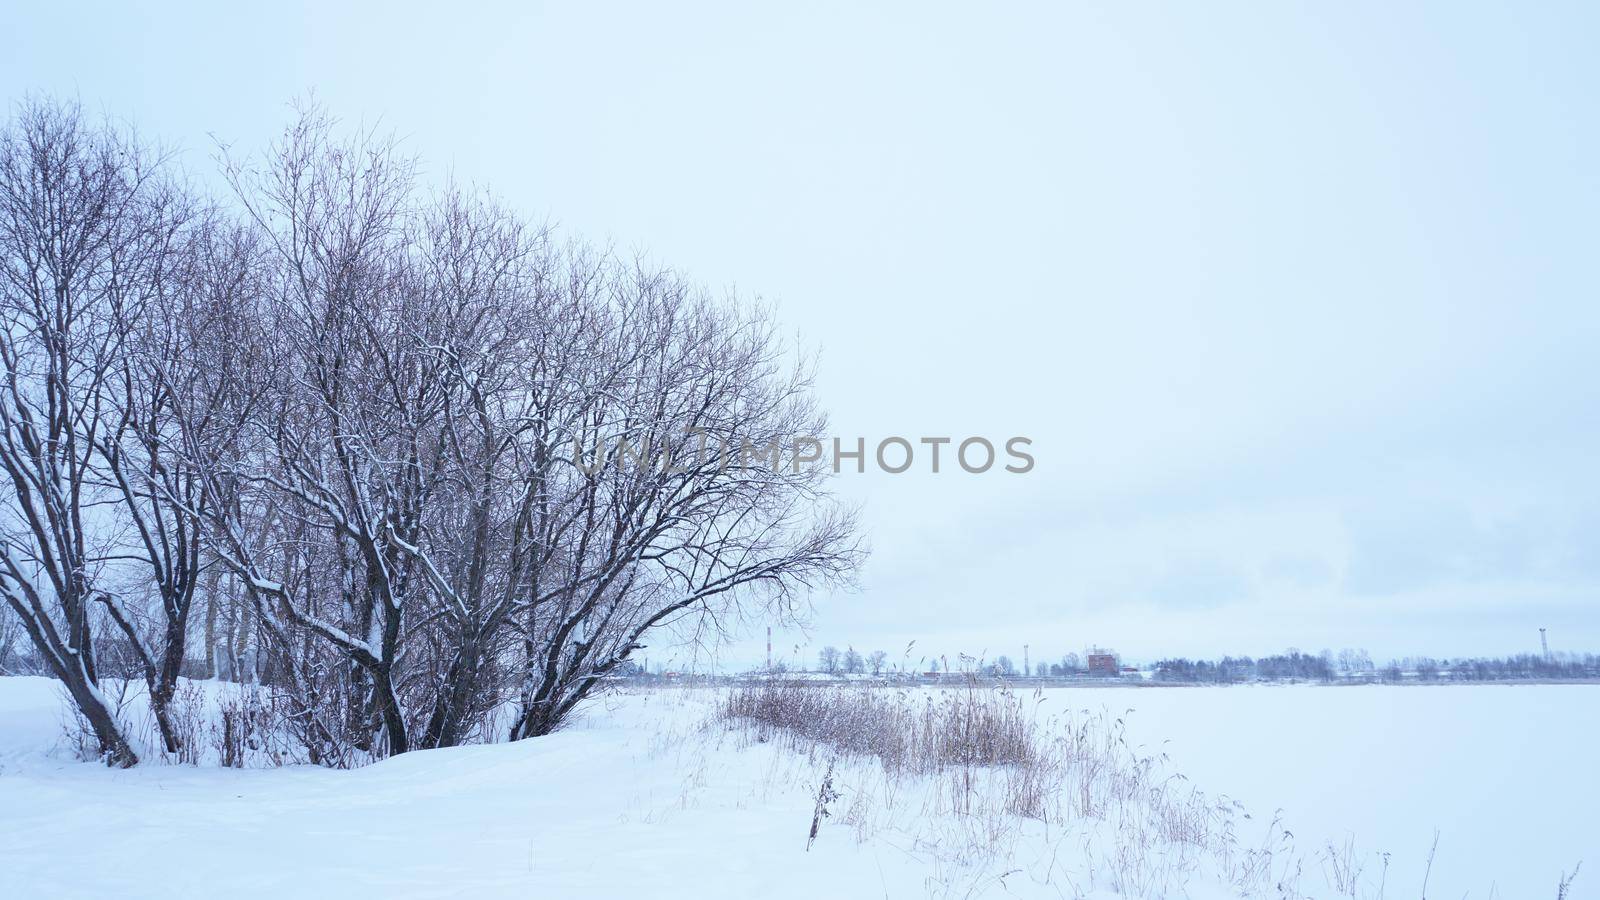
left=1037, top=683, right=1597, bottom=898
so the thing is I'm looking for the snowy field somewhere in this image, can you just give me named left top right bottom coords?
left=1054, top=684, right=1598, bottom=899
left=0, top=676, right=1593, bottom=899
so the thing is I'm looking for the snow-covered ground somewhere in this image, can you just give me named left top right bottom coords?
left=0, top=677, right=1593, bottom=898
left=1072, top=683, right=1598, bottom=899
left=0, top=680, right=944, bottom=899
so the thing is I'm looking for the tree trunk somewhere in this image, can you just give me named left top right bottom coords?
left=63, top=672, right=140, bottom=768
left=372, top=664, right=409, bottom=755
left=202, top=565, right=220, bottom=679
left=149, top=615, right=192, bottom=755
left=6, top=599, right=138, bottom=767
left=421, top=639, right=482, bottom=749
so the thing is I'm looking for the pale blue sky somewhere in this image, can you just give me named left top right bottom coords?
left=7, top=1, right=1598, bottom=666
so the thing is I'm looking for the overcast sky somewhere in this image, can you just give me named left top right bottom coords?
left=8, top=1, right=1597, bottom=668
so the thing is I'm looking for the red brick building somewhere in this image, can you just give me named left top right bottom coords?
left=1086, top=649, right=1119, bottom=676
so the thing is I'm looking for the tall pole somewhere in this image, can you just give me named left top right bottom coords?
left=1541, top=627, right=1551, bottom=662
left=766, top=626, right=772, bottom=671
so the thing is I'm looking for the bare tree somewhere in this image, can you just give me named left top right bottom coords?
left=867, top=649, right=887, bottom=677
left=94, top=210, right=271, bottom=754
left=842, top=646, right=863, bottom=675
left=503, top=274, right=861, bottom=738
left=0, top=96, right=865, bottom=767
left=387, top=186, right=545, bottom=749
left=818, top=645, right=841, bottom=674
left=205, top=103, right=438, bottom=756
left=0, top=98, right=159, bottom=766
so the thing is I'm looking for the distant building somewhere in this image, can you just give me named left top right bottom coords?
left=1087, top=649, right=1119, bottom=676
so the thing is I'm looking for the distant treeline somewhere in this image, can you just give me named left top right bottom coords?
left=1152, top=651, right=1600, bottom=683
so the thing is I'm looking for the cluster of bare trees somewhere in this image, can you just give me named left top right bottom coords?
left=0, top=97, right=860, bottom=767
left=815, top=646, right=888, bottom=676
